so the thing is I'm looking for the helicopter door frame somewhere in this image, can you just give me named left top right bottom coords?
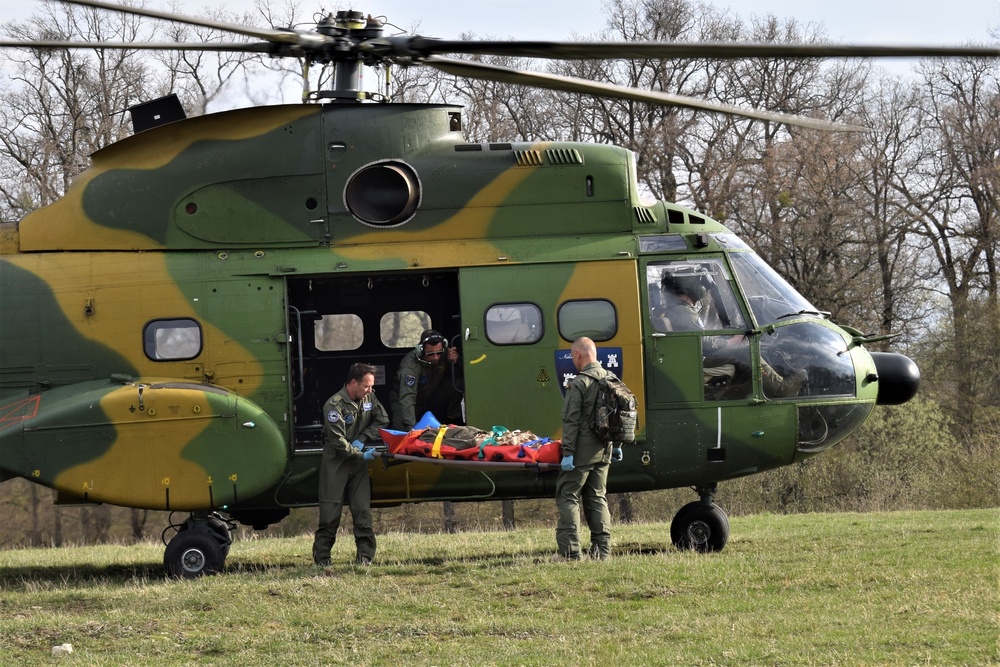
left=459, top=260, right=645, bottom=439
left=641, top=255, right=757, bottom=406
left=285, top=271, right=463, bottom=452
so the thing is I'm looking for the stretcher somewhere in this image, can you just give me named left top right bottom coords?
left=377, top=412, right=564, bottom=470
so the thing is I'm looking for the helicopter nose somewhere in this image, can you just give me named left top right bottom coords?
left=870, top=352, right=920, bottom=405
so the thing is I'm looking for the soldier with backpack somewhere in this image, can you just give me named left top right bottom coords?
left=555, top=337, right=628, bottom=561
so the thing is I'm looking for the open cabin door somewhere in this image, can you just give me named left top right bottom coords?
left=459, top=260, right=645, bottom=440
left=286, top=271, right=462, bottom=451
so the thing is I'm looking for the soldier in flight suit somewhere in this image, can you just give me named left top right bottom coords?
left=555, top=337, right=617, bottom=561
left=389, top=329, right=464, bottom=430
left=312, top=363, right=388, bottom=566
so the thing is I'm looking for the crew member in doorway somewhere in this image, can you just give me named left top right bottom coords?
left=389, top=329, right=464, bottom=430
left=313, top=362, right=388, bottom=566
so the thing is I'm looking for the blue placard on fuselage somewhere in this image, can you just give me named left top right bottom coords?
left=555, top=347, right=623, bottom=396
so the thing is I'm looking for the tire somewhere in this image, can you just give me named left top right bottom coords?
left=670, top=501, right=730, bottom=553
left=206, top=514, right=233, bottom=559
left=163, top=530, right=225, bottom=578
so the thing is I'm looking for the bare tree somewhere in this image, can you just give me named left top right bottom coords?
left=852, top=74, right=933, bottom=345
left=153, top=4, right=261, bottom=115
left=900, top=52, right=1000, bottom=425
left=692, top=14, right=876, bottom=320
left=552, top=0, right=733, bottom=202
left=0, top=1, right=153, bottom=220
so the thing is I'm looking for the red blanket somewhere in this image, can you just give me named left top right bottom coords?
left=380, top=427, right=561, bottom=464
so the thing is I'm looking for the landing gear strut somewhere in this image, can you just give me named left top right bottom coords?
left=162, top=512, right=234, bottom=578
left=670, top=485, right=730, bottom=553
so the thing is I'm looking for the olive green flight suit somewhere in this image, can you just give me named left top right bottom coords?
left=556, top=361, right=613, bottom=560
left=312, top=385, right=388, bottom=565
left=389, top=348, right=464, bottom=430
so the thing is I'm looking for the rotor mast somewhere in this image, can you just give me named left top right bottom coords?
left=313, top=10, right=386, bottom=103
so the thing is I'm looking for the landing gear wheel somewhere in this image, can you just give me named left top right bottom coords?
left=206, top=514, right=233, bottom=559
left=670, top=501, right=730, bottom=553
left=164, top=530, right=225, bottom=578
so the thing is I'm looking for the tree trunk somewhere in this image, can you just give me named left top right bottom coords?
left=442, top=501, right=458, bottom=534
left=27, top=484, right=41, bottom=546
left=616, top=493, right=635, bottom=524
left=501, top=499, right=516, bottom=530
left=52, top=503, right=64, bottom=548
left=129, top=509, right=148, bottom=542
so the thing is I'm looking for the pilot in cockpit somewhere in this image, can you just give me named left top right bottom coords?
left=655, top=270, right=806, bottom=397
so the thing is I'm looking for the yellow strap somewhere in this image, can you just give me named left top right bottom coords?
left=431, top=426, right=448, bottom=459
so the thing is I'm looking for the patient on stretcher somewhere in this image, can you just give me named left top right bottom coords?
left=380, top=412, right=562, bottom=464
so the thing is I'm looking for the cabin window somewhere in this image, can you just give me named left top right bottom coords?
left=143, top=318, right=202, bottom=361
left=315, top=314, right=364, bottom=351
left=485, top=303, right=543, bottom=345
left=557, top=300, right=617, bottom=342
left=701, top=334, right=753, bottom=402
left=380, top=311, right=433, bottom=348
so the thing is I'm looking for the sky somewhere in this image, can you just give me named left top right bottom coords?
left=352, top=0, right=1000, bottom=44
left=3, top=0, right=998, bottom=105
left=5, top=0, right=996, bottom=43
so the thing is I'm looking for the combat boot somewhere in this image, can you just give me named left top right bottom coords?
left=588, top=544, right=610, bottom=561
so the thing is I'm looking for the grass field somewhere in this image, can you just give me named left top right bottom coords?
left=0, top=509, right=996, bottom=666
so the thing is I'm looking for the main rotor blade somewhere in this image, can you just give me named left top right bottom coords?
left=0, top=39, right=273, bottom=53
left=58, top=0, right=322, bottom=47
left=424, top=56, right=865, bottom=132
left=409, top=38, right=1000, bottom=61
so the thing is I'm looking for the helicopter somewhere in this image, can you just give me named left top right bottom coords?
left=6, top=0, right=988, bottom=578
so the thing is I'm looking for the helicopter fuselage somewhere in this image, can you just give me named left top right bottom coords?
left=0, top=102, right=918, bottom=532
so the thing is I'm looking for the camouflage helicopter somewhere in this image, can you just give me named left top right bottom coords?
left=9, top=0, right=992, bottom=578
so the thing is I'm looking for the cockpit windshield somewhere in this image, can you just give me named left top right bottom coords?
left=728, top=252, right=825, bottom=326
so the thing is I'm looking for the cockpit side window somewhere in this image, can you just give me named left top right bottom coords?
left=645, top=259, right=751, bottom=402
left=646, top=258, right=746, bottom=333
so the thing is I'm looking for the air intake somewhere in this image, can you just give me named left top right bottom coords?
left=545, top=148, right=584, bottom=165
left=513, top=150, right=543, bottom=166
left=634, top=207, right=656, bottom=224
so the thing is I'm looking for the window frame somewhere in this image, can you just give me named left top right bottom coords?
left=556, top=298, right=618, bottom=342
left=484, top=302, right=544, bottom=345
left=143, top=318, right=203, bottom=361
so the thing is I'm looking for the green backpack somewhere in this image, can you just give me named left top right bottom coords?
left=582, top=370, right=638, bottom=443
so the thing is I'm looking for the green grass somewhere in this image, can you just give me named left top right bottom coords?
left=0, top=509, right=996, bottom=666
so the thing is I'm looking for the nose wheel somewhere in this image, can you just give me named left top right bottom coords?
left=162, top=512, right=234, bottom=578
left=670, top=486, right=730, bottom=552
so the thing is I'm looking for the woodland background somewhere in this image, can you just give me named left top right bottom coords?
left=0, top=0, right=996, bottom=547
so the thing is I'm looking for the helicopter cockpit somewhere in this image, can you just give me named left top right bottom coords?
left=645, top=235, right=858, bottom=404
left=721, top=239, right=858, bottom=401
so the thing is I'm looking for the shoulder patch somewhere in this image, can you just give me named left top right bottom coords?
left=404, top=374, right=417, bottom=387
left=327, top=410, right=340, bottom=424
